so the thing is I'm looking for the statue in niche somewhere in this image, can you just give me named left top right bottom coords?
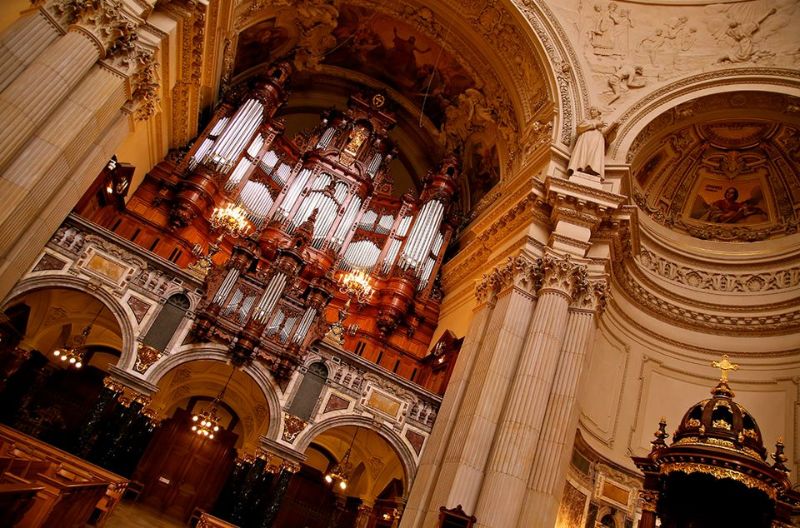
left=567, top=107, right=608, bottom=179
left=607, top=64, right=646, bottom=104
left=715, top=8, right=777, bottom=64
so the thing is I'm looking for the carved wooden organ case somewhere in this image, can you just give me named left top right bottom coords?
left=169, top=63, right=460, bottom=381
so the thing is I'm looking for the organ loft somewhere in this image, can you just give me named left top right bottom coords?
left=87, top=62, right=462, bottom=390
left=0, top=0, right=799, bottom=527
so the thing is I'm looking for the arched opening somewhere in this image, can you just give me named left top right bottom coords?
left=132, top=359, right=273, bottom=523
left=0, top=287, right=122, bottom=453
left=272, top=425, right=407, bottom=528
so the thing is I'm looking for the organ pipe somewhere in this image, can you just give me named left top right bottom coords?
left=213, top=269, right=240, bottom=305
left=253, top=272, right=287, bottom=323
left=292, top=307, right=317, bottom=344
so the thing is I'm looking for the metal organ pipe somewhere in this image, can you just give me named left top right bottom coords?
left=253, top=272, right=287, bottom=323
left=225, top=158, right=252, bottom=191
left=213, top=269, right=240, bottom=304
left=332, top=196, right=361, bottom=247
left=292, top=307, right=317, bottom=344
left=208, top=99, right=264, bottom=168
left=402, top=200, right=444, bottom=269
left=278, top=168, right=312, bottom=218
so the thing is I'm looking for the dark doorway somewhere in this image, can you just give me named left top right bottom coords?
left=134, top=408, right=236, bottom=522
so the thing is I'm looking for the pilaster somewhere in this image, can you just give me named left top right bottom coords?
left=517, top=277, right=608, bottom=527
left=473, top=251, right=585, bottom=528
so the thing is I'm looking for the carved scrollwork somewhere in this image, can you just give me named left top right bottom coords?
left=571, top=277, right=609, bottom=314
left=540, top=253, right=587, bottom=299
left=474, top=254, right=542, bottom=305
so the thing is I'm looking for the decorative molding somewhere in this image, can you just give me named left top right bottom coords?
left=637, top=248, right=800, bottom=294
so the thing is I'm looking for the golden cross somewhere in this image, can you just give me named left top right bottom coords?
left=712, top=355, right=739, bottom=382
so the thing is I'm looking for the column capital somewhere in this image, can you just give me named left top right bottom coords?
left=257, top=435, right=307, bottom=470
left=570, top=276, right=609, bottom=314
left=539, top=251, right=587, bottom=300
left=474, top=253, right=542, bottom=306
left=46, top=0, right=139, bottom=59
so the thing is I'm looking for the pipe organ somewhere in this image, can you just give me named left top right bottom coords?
left=88, top=62, right=461, bottom=386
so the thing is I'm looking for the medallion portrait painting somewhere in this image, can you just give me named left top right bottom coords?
left=688, top=176, right=769, bottom=225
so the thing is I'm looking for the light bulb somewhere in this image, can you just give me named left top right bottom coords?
left=209, top=434, right=214, bottom=439
left=325, top=475, right=333, bottom=483
left=68, top=357, right=76, bottom=364
left=192, top=415, right=198, bottom=422
left=192, top=426, right=197, bottom=431
left=339, top=480, right=347, bottom=490
left=75, top=362, right=82, bottom=369
left=213, top=425, right=219, bottom=432
left=53, top=350, right=61, bottom=357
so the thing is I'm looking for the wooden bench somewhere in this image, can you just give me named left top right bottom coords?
left=0, top=425, right=128, bottom=527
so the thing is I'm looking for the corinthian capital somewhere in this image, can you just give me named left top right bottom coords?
left=570, top=277, right=609, bottom=314
left=540, top=252, right=587, bottom=299
left=474, top=254, right=542, bottom=305
left=49, top=0, right=139, bottom=58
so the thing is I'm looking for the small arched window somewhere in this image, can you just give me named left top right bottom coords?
left=288, top=362, right=328, bottom=420
left=141, top=293, right=190, bottom=351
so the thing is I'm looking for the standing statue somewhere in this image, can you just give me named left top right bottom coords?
left=567, top=107, right=607, bottom=178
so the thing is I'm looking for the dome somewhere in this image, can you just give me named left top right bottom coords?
left=672, top=376, right=767, bottom=462
left=630, top=91, right=800, bottom=243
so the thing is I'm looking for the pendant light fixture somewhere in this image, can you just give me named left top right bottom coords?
left=192, top=367, right=235, bottom=440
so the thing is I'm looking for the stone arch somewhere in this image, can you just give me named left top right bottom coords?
left=144, top=344, right=284, bottom=440
left=2, top=275, right=137, bottom=371
left=294, top=414, right=417, bottom=494
left=609, top=71, right=800, bottom=163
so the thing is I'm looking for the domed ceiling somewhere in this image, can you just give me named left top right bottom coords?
left=630, top=92, right=800, bottom=242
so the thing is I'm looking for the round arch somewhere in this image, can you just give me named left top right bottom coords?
left=609, top=71, right=800, bottom=163
left=2, top=275, right=137, bottom=371
left=294, top=414, right=417, bottom=494
left=144, top=344, right=284, bottom=440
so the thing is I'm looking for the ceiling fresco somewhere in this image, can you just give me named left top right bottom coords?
left=632, top=116, right=800, bottom=242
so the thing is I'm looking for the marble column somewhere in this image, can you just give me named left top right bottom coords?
left=0, top=62, right=127, bottom=236
left=0, top=30, right=102, bottom=173
left=417, top=255, right=540, bottom=525
left=401, top=285, right=494, bottom=527
left=473, top=252, right=585, bottom=528
left=516, top=278, right=607, bottom=528
left=78, top=377, right=124, bottom=459
left=260, top=463, right=298, bottom=528
left=0, top=108, right=129, bottom=297
left=0, top=65, right=127, bottom=252
left=0, top=7, right=60, bottom=93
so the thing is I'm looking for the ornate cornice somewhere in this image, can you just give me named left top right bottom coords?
left=637, top=247, right=800, bottom=294
left=613, top=263, right=800, bottom=335
left=610, top=68, right=800, bottom=161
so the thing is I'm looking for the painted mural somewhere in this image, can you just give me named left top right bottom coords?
left=233, top=18, right=291, bottom=76
left=688, top=176, right=769, bottom=225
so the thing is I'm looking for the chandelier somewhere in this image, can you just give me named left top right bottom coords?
left=325, top=428, right=359, bottom=490
left=191, top=367, right=234, bottom=440
left=52, top=306, right=103, bottom=370
left=339, top=269, right=373, bottom=304
left=191, top=203, right=252, bottom=276
left=210, top=203, right=251, bottom=239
